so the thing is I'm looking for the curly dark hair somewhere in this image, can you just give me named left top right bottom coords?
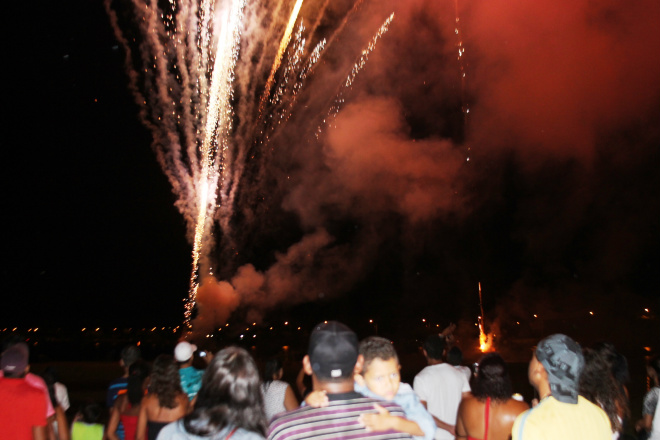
left=592, top=342, right=630, bottom=385
left=359, top=336, right=398, bottom=372
left=183, top=346, right=267, bottom=436
left=579, top=348, right=628, bottom=433
left=149, top=354, right=184, bottom=409
left=471, top=352, right=512, bottom=402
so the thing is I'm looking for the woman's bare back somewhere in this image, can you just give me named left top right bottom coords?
left=457, top=395, right=529, bottom=440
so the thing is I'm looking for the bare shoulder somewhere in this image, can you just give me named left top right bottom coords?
left=176, top=393, right=191, bottom=414
left=114, top=394, right=129, bottom=411
left=458, top=394, right=481, bottom=412
left=503, top=398, right=529, bottom=415
left=178, top=393, right=190, bottom=407
left=142, top=393, right=159, bottom=408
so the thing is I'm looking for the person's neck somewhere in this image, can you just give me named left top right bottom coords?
left=536, top=381, right=552, bottom=400
left=313, top=376, right=355, bottom=394
left=427, top=358, right=443, bottom=366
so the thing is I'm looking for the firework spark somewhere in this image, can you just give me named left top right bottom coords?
left=105, top=0, right=395, bottom=330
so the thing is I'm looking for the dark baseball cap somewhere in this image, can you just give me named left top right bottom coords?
left=1, top=343, right=29, bottom=374
left=535, top=334, right=584, bottom=404
left=308, top=321, right=359, bottom=380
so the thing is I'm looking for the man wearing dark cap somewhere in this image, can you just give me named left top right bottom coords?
left=0, top=343, right=48, bottom=440
left=268, top=321, right=412, bottom=440
left=512, top=334, right=611, bottom=439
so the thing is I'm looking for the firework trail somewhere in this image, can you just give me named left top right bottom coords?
left=318, top=12, right=395, bottom=137
left=257, top=0, right=305, bottom=120
left=105, top=0, right=395, bottom=329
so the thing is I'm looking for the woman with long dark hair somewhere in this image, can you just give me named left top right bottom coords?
left=107, top=360, right=151, bottom=440
left=579, top=347, right=629, bottom=439
left=136, top=355, right=189, bottom=440
left=157, top=346, right=267, bottom=439
left=455, top=352, right=528, bottom=440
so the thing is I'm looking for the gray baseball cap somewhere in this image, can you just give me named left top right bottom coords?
left=535, top=334, right=584, bottom=404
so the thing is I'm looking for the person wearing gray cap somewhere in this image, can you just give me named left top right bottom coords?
left=0, top=342, right=48, bottom=440
left=512, top=334, right=612, bottom=440
left=267, top=321, right=412, bottom=440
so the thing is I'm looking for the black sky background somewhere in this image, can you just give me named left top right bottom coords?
left=2, top=0, right=659, bottom=359
left=3, top=0, right=190, bottom=326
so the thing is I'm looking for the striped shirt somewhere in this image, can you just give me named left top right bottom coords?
left=268, top=391, right=413, bottom=440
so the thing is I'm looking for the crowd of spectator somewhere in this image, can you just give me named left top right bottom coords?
left=1, top=322, right=659, bottom=440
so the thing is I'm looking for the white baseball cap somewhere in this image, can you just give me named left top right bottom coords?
left=174, top=341, right=197, bottom=362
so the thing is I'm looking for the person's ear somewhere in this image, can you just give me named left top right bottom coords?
left=303, top=355, right=313, bottom=375
left=355, top=372, right=366, bottom=386
left=529, top=359, right=546, bottom=382
left=354, top=354, right=365, bottom=376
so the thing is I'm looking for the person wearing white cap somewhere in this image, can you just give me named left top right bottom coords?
left=175, top=341, right=205, bottom=401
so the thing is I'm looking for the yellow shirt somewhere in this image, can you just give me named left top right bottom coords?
left=71, top=421, right=104, bottom=440
left=512, top=396, right=611, bottom=440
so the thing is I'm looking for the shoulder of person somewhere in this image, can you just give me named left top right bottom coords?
left=458, top=394, right=479, bottom=409
left=155, top=420, right=184, bottom=439
left=507, top=398, right=530, bottom=411
left=114, top=393, right=128, bottom=407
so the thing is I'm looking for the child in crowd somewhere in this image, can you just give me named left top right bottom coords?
left=71, top=402, right=104, bottom=440
left=305, top=336, right=436, bottom=440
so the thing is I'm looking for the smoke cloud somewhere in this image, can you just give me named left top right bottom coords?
left=189, top=0, right=660, bottom=334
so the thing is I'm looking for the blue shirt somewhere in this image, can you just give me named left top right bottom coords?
left=179, top=366, right=204, bottom=400
left=106, top=377, right=128, bottom=440
left=355, top=382, right=436, bottom=440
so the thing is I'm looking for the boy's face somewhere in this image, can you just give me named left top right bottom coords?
left=359, top=357, right=401, bottom=400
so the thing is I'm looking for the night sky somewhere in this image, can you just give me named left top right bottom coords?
left=3, top=0, right=660, bottom=354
